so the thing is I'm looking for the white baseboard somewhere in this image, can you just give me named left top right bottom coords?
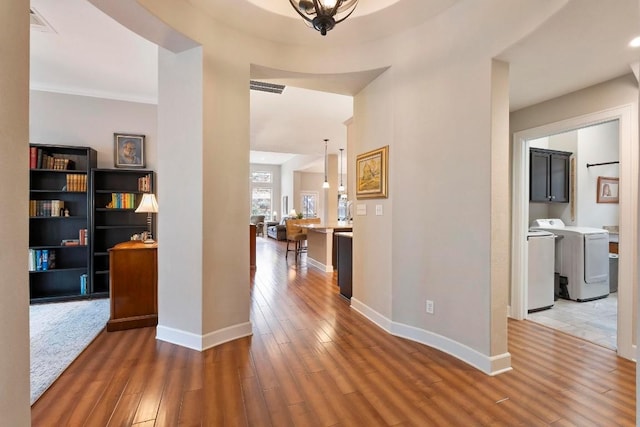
left=351, top=298, right=512, bottom=376
left=307, top=256, right=333, bottom=272
left=157, top=321, right=253, bottom=351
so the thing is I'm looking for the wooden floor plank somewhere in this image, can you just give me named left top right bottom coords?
left=30, top=237, right=636, bottom=426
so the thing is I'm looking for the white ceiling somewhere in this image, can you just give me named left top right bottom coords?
left=29, top=0, right=639, bottom=169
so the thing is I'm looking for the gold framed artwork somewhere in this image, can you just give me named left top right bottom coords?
left=596, top=176, right=619, bottom=203
left=356, top=145, right=388, bottom=199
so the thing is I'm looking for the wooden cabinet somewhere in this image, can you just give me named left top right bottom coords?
left=91, top=169, right=154, bottom=297
left=530, top=148, right=571, bottom=203
left=335, top=232, right=353, bottom=300
left=29, top=144, right=97, bottom=303
left=107, top=241, right=158, bottom=331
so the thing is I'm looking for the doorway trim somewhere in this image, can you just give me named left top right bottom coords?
left=511, top=104, right=636, bottom=360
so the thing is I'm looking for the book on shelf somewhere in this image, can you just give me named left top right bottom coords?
left=80, top=274, right=88, bottom=295
left=30, top=200, right=65, bottom=217
left=61, top=239, right=80, bottom=246
left=138, top=173, right=152, bottom=192
left=29, top=249, right=56, bottom=271
left=78, top=228, right=88, bottom=246
left=29, top=147, right=75, bottom=170
left=109, top=192, right=137, bottom=209
left=66, top=174, right=87, bottom=192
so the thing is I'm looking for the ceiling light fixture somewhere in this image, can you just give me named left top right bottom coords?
left=322, top=139, right=330, bottom=189
left=629, top=36, right=640, bottom=48
left=289, top=0, right=358, bottom=36
left=338, top=148, right=345, bottom=192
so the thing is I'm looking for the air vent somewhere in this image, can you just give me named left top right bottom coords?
left=30, top=8, right=56, bottom=33
left=250, top=80, right=285, bottom=94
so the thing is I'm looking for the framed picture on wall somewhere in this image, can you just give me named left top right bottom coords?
left=356, top=145, right=389, bottom=199
left=596, top=176, right=619, bottom=203
left=114, top=133, right=145, bottom=168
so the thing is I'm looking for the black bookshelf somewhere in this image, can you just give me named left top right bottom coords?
left=29, top=144, right=97, bottom=303
left=90, top=169, right=154, bottom=296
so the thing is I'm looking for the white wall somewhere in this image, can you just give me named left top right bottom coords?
left=281, top=154, right=320, bottom=214
left=0, top=0, right=31, bottom=423
left=297, top=171, right=324, bottom=219
left=578, top=120, right=619, bottom=228
left=30, top=91, right=157, bottom=171
left=156, top=46, right=205, bottom=343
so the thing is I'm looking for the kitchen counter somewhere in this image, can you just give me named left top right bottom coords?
left=300, top=222, right=353, bottom=272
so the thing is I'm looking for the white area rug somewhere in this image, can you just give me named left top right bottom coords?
left=30, top=299, right=110, bottom=404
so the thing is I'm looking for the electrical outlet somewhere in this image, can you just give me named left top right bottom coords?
left=426, top=300, right=434, bottom=314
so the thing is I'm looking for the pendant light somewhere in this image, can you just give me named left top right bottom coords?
left=322, top=139, right=330, bottom=189
left=338, top=148, right=345, bottom=192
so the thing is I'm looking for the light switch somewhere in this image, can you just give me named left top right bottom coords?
left=375, top=205, right=383, bottom=216
left=356, top=204, right=367, bottom=215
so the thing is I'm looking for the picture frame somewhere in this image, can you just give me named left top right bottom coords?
left=596, top=176, right=619, bottom=203
left=356, top=145, right=389, bottom=199
left=114, top=133, right=145, bottom=168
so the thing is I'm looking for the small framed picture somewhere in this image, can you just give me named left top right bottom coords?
left=356, top=145, right=389, bottom=199
left=114, top=133, right=145, bottom=168
left=597, top=176, right=619, bottom=203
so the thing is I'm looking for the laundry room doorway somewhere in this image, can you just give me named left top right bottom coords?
left=510, top=105, right=635, bottom=361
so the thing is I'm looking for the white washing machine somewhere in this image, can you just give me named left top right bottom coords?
left=527, top=230, right=555, bottom=312
left=530, top=219, right=609, bottom=302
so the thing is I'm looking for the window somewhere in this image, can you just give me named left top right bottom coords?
left=300, top=191, right=318, bottom=218
left=251, top=171, right=272, bottom=183
left=252, top=188, right=272, bottom=218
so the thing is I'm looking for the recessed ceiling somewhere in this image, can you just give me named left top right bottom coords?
left=246, top=0, right=402, bottom=18
left=189, top=0, right=459, bottom=46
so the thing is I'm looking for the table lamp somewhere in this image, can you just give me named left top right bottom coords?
left=135, top=193, right=158, bottom=243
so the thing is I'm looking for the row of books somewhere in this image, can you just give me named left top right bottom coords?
left=30, top=147, right=76, bottom=170
left=78, top=228, right=88, bottom=245
left=138, top=174, right=152, bottom=192
left=28, top=249, right=56, bottom=271
left=30, top=200, right=66, bottom=217
left=57, top=229, right=88, bottom=246
left=66, top=174, right=87, bottom=192
left=108, top=193, right=138, bottom=209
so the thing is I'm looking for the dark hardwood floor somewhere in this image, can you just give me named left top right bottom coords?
left=31, top=237, right=636, bottom=426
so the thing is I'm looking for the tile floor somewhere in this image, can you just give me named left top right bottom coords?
left=527, top=292, right=617, bottom=350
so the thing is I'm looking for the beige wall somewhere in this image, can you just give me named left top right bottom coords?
left=511, top=74, right=638, bottom=133
left=352, top=70, right=393, bottom=321
left=0, top=0, right=31, bottom=423
left=30, top=91, right=158, bottom=170
left=117, top=0, right=568, bottom=372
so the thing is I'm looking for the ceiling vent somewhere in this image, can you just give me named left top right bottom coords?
left=30, top=8, right=57, bottom=33
left=250, top=80, right=285, bottom=94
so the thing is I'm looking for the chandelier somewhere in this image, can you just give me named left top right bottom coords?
left=289, top=0, right=359, bottom=36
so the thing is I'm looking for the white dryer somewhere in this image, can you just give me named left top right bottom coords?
left=530, top=219, right=609, bottom=302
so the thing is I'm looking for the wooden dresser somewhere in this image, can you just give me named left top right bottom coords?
left=107, top=240, right=158, bottom=331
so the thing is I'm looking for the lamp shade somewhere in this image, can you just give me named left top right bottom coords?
left=289, top=209, right=297, bottom=217
left=135, top=193, right=158, bottom=213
